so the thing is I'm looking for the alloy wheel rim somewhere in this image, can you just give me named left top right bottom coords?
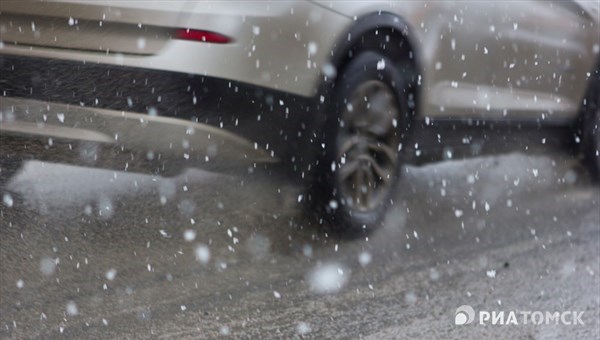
left=336, top=80, right=401, bottom=212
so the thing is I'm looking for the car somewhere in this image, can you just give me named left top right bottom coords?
left=1, top=1, right=598, bottom=235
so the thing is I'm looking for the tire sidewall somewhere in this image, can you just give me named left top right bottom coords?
left=581, top=62, right=600, bottom=179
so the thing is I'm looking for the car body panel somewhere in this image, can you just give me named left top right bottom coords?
left=0, top=0, right=350, bottom=96
left=0, top=96, right=276, bottom=170
left=313, top=0, right=599, bottom=122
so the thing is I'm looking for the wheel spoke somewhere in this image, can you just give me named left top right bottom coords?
left=353, top=167, right=365, bottom=206
left=338, top=135, right=362, bottom=158
left=367, top=141, right=397, bottom=163
left=367, top=154, right=392, bottom=182
left=338, top=157, right=361, bottom=180
left=363, top=164, right=376, bottom=206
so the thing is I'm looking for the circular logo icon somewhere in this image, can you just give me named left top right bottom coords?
left=455, top=305, right=475, bottom=325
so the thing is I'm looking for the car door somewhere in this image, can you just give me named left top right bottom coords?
left=422, top=0, right=521, bottom=120
left=515, top=0, right=599, bottom=122
left=427, top=0, right=598, bottom=122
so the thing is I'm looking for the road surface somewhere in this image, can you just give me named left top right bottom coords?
left=1, top=150, right=599, bottom=339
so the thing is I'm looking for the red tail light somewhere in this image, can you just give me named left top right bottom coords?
left=174, top=29, right=232, bottom=44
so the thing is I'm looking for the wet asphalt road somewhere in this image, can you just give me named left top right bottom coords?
left=1, top=150, right=599, bottom=339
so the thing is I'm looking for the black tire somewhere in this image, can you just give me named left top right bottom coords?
left=313, top=51, right=412, bottom=236
left=580, top=63, right=600, bottom=180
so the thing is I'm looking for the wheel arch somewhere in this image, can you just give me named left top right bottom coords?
left=322, top=11, right=422, bottom=121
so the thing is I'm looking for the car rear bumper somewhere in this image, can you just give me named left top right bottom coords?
left=1, top=55, right=321, bottom=177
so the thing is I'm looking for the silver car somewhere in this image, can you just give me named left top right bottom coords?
left=1, top=1, right=598, bottom=234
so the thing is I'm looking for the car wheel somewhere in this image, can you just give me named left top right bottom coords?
left=314, top=51, right=412, bottom=235
left=581, top=64, right=600, bottom=180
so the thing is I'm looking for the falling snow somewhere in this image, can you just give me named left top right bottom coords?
left=3, top=193, right=13, bottom=207
left=66, top=301, right=79, bottom=316
left=183, top=229, right=197, bottom=242
left=40, top=257, right=56, bottom=276
left=105, top=269, right=117, bottom=281
left=358, top=251, right=372, bottom=267
left=308, top=263, right=349, bottom=295
left=195, top=244, right=211, bottom=264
